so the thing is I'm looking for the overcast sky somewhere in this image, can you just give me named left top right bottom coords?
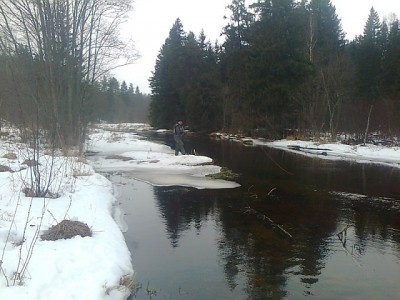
left=115, top=0, right=400, bottom=94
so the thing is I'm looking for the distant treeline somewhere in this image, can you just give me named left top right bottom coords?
left=92, top=77, right=150, bottom=124
left=149, top=0, right=400, bottom=140
left=0, top=0, right=141, bottom=150
left=0, top=63, right=150, bottom=126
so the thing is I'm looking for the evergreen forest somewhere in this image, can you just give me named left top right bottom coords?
left=149, top=0, right=400, bottom=141
left=1, top=0, right=399, bottom=148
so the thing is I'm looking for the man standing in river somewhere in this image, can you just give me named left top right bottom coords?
left=174, top=120, right=186, bottom=156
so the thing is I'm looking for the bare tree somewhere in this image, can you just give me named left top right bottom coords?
left=0, top=0, right=138, bottom=150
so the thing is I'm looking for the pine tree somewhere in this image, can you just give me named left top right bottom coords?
left=352, top=7, right=382, bottom=99
left=244, top=0, right=313, bottom=136
left=182, top=32, right=222, bottom=131
left=220, top=0, right=254, bottom=131
left=149, top=19, right=222, bottom=131
left=120, top=80, right=129, bottom=104
left=299, top=0, right=348, bottom=138
left=128, top=83, right=134, bottom=95
left=378, top=18, right=400, bottom=134
left=363, top=7, right=381, bottom=42
left=149, top=19, right=187, bottom=128
left=307, top=0, right=345, bottom=63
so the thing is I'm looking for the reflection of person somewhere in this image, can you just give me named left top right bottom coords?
left=173, top=120, right=186, bottom=156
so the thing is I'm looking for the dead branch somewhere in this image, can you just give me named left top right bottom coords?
left=242, top=206, right=293, bottom=239
left=267, top=188, right=277, bottom=195
left=335, top=226, right=361, bottom=267
left=261, top=147, right=294, bottom=175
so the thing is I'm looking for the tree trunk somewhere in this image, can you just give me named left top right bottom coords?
left=363, top=105, right=373, bottom=145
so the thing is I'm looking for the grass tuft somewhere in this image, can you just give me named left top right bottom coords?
left=41, top=220, right=92, bottom=241
left=206, top=167, right=240, bottom=181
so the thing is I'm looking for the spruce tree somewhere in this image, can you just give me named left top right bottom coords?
left=220, top=0, right=254, bottom=132
left=352, top=7, right=382, bottom=99
left=149, top=19, right=187, bottom=128
left=381, top=19, right=400, bottom=96
left=149, top=19, right=222, bottom=131
left=245, top=0, right=313, bottom=136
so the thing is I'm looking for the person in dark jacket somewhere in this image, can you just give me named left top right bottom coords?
left=173, top=120, right=186, bottom=155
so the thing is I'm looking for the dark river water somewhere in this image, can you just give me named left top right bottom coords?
left=103, top=133, right=400, bottom=300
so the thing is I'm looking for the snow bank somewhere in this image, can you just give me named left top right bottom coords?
left=0, top=128, right=133, bottom=300
left=87, top=128, right=240, bottom=189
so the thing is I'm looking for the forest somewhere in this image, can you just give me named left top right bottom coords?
left=0, top=0, right=399, bottom=148
left=0, top=0, right=149, bottom=152
left=149, top=0, right=400, bottom=142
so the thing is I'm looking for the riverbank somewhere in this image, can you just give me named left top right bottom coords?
left=0, top=126, right=134, bottom=299
left=87, top=124, right=240, bottom=189
left=210, top=132, right=400, bottom=168
left=1, top=122, right=399, bottom=299
left=97, top=123, right=400, bottom=300
left=97, top=123, right=400, bottom=168
left=0, top=123, right=239, bottom=300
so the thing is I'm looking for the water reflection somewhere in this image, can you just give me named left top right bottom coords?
left=154, top=187, right=219, bottom=248
left=107, top=136, right=400, bottom=299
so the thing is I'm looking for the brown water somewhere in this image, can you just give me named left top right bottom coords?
left=103, top=135, right=400, bottom=300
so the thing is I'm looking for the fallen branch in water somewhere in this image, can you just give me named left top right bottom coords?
left=261, top=147, right=293, bottom=175
left=335, top=226, right=361, bottom=267
left=242, top=206, right=293, bottom=239
left=247, top=186, right=277, bottom=199
left=267, top=188, right=277, bottom=195
left=336, top=226, right=350, bottom=244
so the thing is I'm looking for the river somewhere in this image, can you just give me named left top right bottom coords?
left=101, top=133, right=400, bottom=300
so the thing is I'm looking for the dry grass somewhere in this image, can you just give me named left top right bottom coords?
left=105, top=273, right=135, bottom=296
left=120, top=274, right=135, bottom=291
left=0, top=165, right=12, bottom=172
left=206, top=167, right=240, bottom=181
left=41, top=220, right=92, bottom=241
left=108, top=132, right=123, bottom=142
left=2, top=152, right=17, bottom=159
left=22, top=187, right=59, bottom=198
left=105, top=154, right=133, bottom=161
left=22, top=159, right=39, bottom=166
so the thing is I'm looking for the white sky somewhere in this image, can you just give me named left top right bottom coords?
left=114, top=0, right=400, bottom=94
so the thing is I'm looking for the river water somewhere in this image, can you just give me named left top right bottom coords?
left=102, top=134, right=400, bottom=300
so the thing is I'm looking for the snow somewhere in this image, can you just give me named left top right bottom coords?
left=260, top=139, right=400, bottom=167
left=0, top=139, right=133, bottom=299
left=1, top=123, right=400, bottom=300
left=0, top=123, right=239, bottom=300
left=87, top=126, right=240, bottom=189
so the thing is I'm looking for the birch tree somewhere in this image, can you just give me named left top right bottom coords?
left=0, top=0, right=138, bottom=150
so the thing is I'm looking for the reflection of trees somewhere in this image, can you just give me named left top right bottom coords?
left=152, top=166, right=342, bottom=298
left=154, top=187, right=218, bottom=247
left=337, top=193, right=400, bottom=259
left=150, top=137, right=400, bottom=298
left=217, top=187, right=339, bottom=299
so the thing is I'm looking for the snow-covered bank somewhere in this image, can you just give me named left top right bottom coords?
left=0, top=123, right=242, bottom=300
left=87, top=126, right=240, bottom=189
left=89, top=123, right=400, bottom=186
left=0, top=128, right=133, bottom=299
left=213, top=131, right=400, bottom=167
left=260, top=139, right=400, bottom=167
left=3, top=121, right=398, bottom=299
